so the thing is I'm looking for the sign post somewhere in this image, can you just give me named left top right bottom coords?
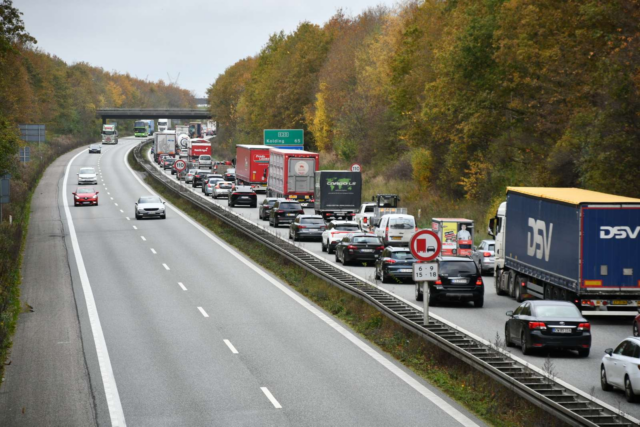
left=410, top=229, right=442, bottom=326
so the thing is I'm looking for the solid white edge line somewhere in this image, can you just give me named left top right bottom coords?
left=63, top=148, right=126, bottom=427
left=197, top=307, right=209, bottom=318
left=162, top=263, right=170, bottom=271
left=127, top=145, right=478, bottom=426
left=178, top=282, right=187, bottom=291
left=223, top=339, right=239, bottom=354
left=260, top=387, right=282, bottom=409
left=150, top=248, right=156, bottom=254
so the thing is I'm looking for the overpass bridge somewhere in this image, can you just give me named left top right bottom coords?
left=97, top=108, right=212, bottom=124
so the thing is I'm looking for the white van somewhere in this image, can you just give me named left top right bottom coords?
left=375, top=214, right=417, bottom=247
left=198, top=155, right=212, bottom=169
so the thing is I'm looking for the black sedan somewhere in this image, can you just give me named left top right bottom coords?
left=269, top=200, right=304, bottom=227
left=289, top=215, right=326, bottom=241
left=335, top=233, right=384, bottom=266
left=505, top=300, right=591, bottom=357
left=415, top=257, right=484, bottom=307
left=228, top=186, right=257, bottom=207
left=259, top=198, right=281, bottom=220
left=163, top=158, right=176, bottom=171
left=375, top=247, right=417, bottom=283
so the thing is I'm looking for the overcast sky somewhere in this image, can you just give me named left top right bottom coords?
left=16, top=0, right=397, bottom=98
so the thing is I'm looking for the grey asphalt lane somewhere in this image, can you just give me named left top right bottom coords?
left=153, top=151, right=640, bottom=419
left=64, top=138, right=484, bottom=426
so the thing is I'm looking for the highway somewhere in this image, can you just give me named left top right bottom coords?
left=0, top=137, right=487, bottom=426
left=150, top=147, right=640, bottom=419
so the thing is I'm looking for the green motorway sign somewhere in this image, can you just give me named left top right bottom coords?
left=264, top=129, right=304, bottom=146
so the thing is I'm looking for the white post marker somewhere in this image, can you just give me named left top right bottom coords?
left=409, top=229, right=442, bottom=327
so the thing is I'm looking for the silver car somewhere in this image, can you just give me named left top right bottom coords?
left=184, top=169, right=196, bottom=184
left=135, top=196, right=166, bottom=220
left=77, top=167, right=97, bottom=185
left=212, top=181, right=234, bottom=198
left=471, top=239, right=495, bottom=275
left=203, top=178, right=223, bottom=196
left=89, top=144, right=101, bottom=154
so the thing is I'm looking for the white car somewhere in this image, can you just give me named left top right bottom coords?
left=375, top=214, right=417, bottom=247
left=601, top=337, right=640, bottom=402
left=77, top=167, right=97, bottom=185
left=321, top=220, right=361, bottom=254
left=198, top=155, right=212, bottom=169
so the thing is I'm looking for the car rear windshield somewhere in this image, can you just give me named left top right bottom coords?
left=440, top=261, right=477, bottom=276
left=352, top=236, right=382, bottom=244
left=265, top=200, right=277, bottom=206
left=335, top=224, right=360, bottom=231
left=219, top=183, right=232, bottom=188
left=392, top=251, right=415, bottom=260
left=364, top=205, right=375, bottom=213
left=488, top=244, right=495, bottom=251
left=80, top=168, right=94, bottom=174
left=389, top=217, right=415, bottom=229
left=534, top=305, right=581, bottom=318
left=200, top=156, right=211, bottom=160
left=280, top=203, right=302, bottom=210
left=301, top=218, right=324, bottom=224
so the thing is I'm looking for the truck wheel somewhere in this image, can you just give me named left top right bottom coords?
left=495, top=270, right=507, bottom=296
left=415, top=283, right=423, bottom=301
left=508, top=271, right=516, bottom=298
left=514, top=278, right=524, bottom=302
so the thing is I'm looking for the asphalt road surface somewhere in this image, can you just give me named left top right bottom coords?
left=0, top=137, right=488, bottom=427
left=152, top=148, right=640, bottom=419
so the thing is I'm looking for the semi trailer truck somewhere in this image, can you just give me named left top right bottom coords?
left=235, top=145, right=270, bottom=193
left=267, top=148, right=319, bottom=207
left=489, top=187, right=640, bottom=312
left=314, top=171, right=362, bottom=220
left=101, top=123, right=118, bottom=144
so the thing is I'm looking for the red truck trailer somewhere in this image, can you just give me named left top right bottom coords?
left=236, top=145, right=271, bottom=192
left=267, top=148, right=319, bottom=207
left=190, top=141, right=211, bottom=160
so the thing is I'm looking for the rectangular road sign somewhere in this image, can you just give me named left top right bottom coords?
left=264, top=129, right=304, bottom=146
left=413, top=262, right=438, bottom=282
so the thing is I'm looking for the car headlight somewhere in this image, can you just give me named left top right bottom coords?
left=74, top=196, right=80, bottom=199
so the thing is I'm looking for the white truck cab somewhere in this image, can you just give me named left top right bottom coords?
left=157, top=118, right=170, bottom=132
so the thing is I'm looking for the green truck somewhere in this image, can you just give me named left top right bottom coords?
left=134, top=120, right=154, bottom=137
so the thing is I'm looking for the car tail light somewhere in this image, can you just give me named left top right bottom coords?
left=208, top=184, right=212, bottom=188
left=347, top=245, right=357, bottom=250
left=376, top=246, right=384, bottom=250
left=363, top=217, right=367, bottom=224
left=578, top=323, right=590, bottom=331
left=384, top=259, right=397, bottom=264
left=435, top=277, right=442, bottom=285
left=348, top=213, right=355, bottom=216
left=232, top=192, right=240, bottom=196
left=298, top=210, right=304, bottom=214
left=476, top=277, right=483, bottom=286
left=298, top=225, right=307, bottom=229
left=385, top=227, right=389, bottom=239
left=483, top=252, right=491, bottom=257
left=415, top=227, right=418, bottom=232
left=529, top=322, right=547, bottom=330
left=277, top=210, right=284, bottom=213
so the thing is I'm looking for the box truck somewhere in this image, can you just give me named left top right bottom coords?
left=236, top=145, right=270, bottom=193
left=101, top=123, right=118, bottom=144
left=267, top=148, right=319, bottom=207
left=157, top=118, right=171, bottom=132
left=190, top=141, right=211, bottom=159
left=154, top=132, right=176, bottom=160
left=431, top=218, right=475, bottom=257
left=489, top=187, right=640, bottom=311
left=314, top=171, right=362, bottom=220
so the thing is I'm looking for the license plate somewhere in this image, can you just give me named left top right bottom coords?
left=360, top=249, right=373, bottom=252
left=399, top=269, right=412, bottom=273
left=392, top=236, right=402, bottom=240
left=287, top=213, right=295, bottom=216
left=452, top=279, right=468, bottom=284
left=241, top=196, right=250, bottom=199
left=552, top=328, right=572, bottom=333
left=612, top=300, right=628, bottom=305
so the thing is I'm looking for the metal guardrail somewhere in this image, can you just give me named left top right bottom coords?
left=134, top=141, right=638, bottom=427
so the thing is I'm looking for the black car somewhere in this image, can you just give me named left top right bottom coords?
left=191, top=170, right=210, bottom=188
left=415, top=257, right=484, bottom=307
left=224, top=169, right=236, bottom=182
left=375, top=247, right=417, bottom=283
left=269, top=200, right=304, bottom=227
left=505, top=300, right=591, bottom=357
left=228, top=186, right=257, bottom=207
left=289, top=215, right=325, bottom=241
left=259, top=198, right=281, bottom=220
left=335, top=233, right=384, bottom=265
left=163, top=158, right=176, bottom=170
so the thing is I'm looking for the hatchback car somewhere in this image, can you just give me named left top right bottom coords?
left=269, top=200, right=304, bottom=227
left=135, top=196, right=166, bottom=219
left=471, top=240, right=495, bottom=275
left=224, top=169, right=236, bottom=182
left=415, top=257, right=484, bottom=307
left=289, top=215, right=326, bottom=241
left=198, top=155, right=212, bottom=169
left=163, top=158, right=176, bottom=171
left=322, top=220, right=361, bottom=254
left=184, top=169, right=197, bottom=184
left=157, top=154, right=170, bottom=165
left=228, top=186, right=257, bottom=207
left=77, top=167, right=97, bottom=185
left=212, top=181, right=234, bottom=199
left=73, top=187, right=99, bottom=206
left=601, top=337, right=640, bottom=402
left=505, top=300, right=591, bottom=357
left=259, top=198, right=280, bottom=220
left=375, top=247, right=417, bottom=283
left=203, top=177, right=223, bottom=195
left=191, top=170, right=210, bottom=188
left=335, top=233, right=384, bottom=265
left=88, top=144, right=101, bottom=154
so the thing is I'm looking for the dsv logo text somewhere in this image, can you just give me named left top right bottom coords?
left=527, top=218, right=553, bottom=262
left=600, top=226, right=640, bottom=239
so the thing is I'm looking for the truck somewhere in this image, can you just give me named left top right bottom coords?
left=267, top=148, right=319, bottom=207
left=489, top=187, right=640, bottom=310
left=101, top=123, right=118, bottom=144
left=354, top=203, right=377, bottom=229
left=368, top=194, right=405, bottom=229
left=154, top=131, right=176, bottom=160
left=157, top=118, right=171, bottom=132
left=431, top=218, right=475, bottom=257
left=314, top=171, right=362, bottom=220
left=189, top=122, right=203, bottom=138
left=236, top=145, right=271, bottom=193
left=134, top=120, right=154, bottom=137
left=190, top=140, right=211, bottom=159
left=175, top=125, right=190, bottom=158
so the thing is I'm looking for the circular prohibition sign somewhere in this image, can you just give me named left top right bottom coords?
left=174, top=159, right=187, bottom=172
left=409, top=229, right=442, bottom=262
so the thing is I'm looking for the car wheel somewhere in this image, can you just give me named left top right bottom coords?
left=473, top=296, right=484, bottom=308
left=342, top=253, right=349, bottom=266
left=634, top=322, right=639, bottom=337
left=135, top=213, right=140, bottom=220
left=626, top=376, right=639, bottom=402
left=521, top=332, right=531, bottom=355
left=289, top=230, right=293, bottom=240
left=601, top=366, right=612, bottom=391
left=328, top=244, right=334, bottom=255
left=428, top=288, right=438, bottom=306
left=505, top=326, right=514, bottom=347
left=274, top=219, right=279, bottom=228
left=375, top=267, right=380, bottom=280
left=321, top=239, right=327, bottom=252
left=381, top=269, right=389, bottom=283
left=415, top=283, right=423, bottom=301
left=577, top=348, right=589, bottom=358
left=335, top=251, right=341, bottom=264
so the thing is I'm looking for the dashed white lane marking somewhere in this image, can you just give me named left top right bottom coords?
left=197, top=307, right=209, bottom=318
left=140, top=236, right=146, bottom=241
left=64, top=148, right=126, bottom=426
left=132, top=226, right=138, bottom=230
left=126, top=217, right=130, bottom=221
left=119, top=209, right=124, bottom=213
left=107, top=192, right=110, bottom=195
left=261, top=387, right=282, bottom=409
left=114, top=203, right=118, bottom=207
left=110, top=197, right=113, bottom=200
left=150, top=248, right=157, bottom=254
left=178, top=282, right=187, bottom=291
left=162, top=263, right=170, bottom=270
left=224, top=339, right=239, bottom=354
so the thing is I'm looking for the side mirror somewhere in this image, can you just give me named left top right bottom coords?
left=506, top=311, right=513, bottom=317
left=163, top=201, right=166, bottom=204
left=72, top=192, right=76, bottom=195
left=488, top=217, right=496, bottom=237
left=605, top=348, right=613, bottom=356
left=135, top=202, right=138, bottom=205
left=371, top=196, right=375, bottom=202
left=96, top=191, right=99, bottom=195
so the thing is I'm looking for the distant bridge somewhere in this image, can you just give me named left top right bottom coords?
left=97, top=108, right=212, bottom=124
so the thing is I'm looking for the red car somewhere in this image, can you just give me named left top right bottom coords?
left=634, top=312, right=640, bottom=336
left=73, top=187, right=99, bottom=206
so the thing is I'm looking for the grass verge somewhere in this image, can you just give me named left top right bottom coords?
left=130, top=145, right=567, bottom=427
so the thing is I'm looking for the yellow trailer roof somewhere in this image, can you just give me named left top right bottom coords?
left=506, top=187, right=640, bottom=206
